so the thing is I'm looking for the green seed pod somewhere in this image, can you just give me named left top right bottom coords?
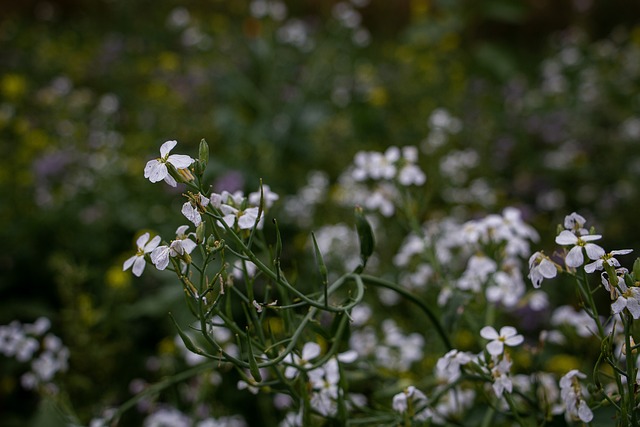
left=246, top=330, right=262, bottom=382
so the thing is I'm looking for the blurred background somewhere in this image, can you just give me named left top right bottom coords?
left=1, top=0, right=640, bottom=425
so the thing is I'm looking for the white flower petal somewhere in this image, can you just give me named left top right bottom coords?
left=123, top=255, right=137, bottom=271
left=500, top=326, right=517, bottom=338
left=585, top=243, right=605, bottom=260
left=132, top=257, right=146, bottom=277
left=159, top=140, right=177, bottom=157
left=163, top=173, right=177, bottom=187
left=151, top=247, right=170, bottom=270
left=565, top=246, right=584, bottom=267
left=302, top=342, right=321, bottom=360
left=480, top=326, right=499, bottom=340
left=136, top=232, right=150, bottom=249
left=167, top=154, right=195, bottom=169
left=144, top=235, right=162, bottom=252
left=539, top=259, right=557, bottom=278
left=486, top=340, right=504, bottom=356
left=555, top=230, right=578, bottom=245
left=144, top=160, right=167, bottom=183
left=611, top=297, right=627, bottom=315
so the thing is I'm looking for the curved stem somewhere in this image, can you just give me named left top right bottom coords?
left=360, top=274, right=452, bottom=350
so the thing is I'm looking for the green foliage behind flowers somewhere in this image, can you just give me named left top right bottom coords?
left=2, top=0, right=640, bottom=425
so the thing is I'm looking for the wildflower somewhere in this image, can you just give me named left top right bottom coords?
left=480, top=326, right=524, bottom=356
left=248, top=185, right=280, bottom=209
left=144, top=140, right=194, bottom=187
left=150, top=226, right=197, bottom=271
left=584, top=249, right=632, bottom=273
left=559, top=370, right=593, bottom=423
left=284, top=342, right=321, bottom=379
left=555, top=230, right=605, bottom=268
left=490, top=356, right=513, bottom=398
left=123, top=232, right=161, bottom=277
left=563, top=212, right=588, bottom=235
left=392, top=386, right=429, bottom=419
left=181, top=193, right=210, bottom=227
left=435, top=349, right=473, bottom=383
left=611, top=282, right=640, bottom=319
left=528, top=251, right=558, bottom=288
left=220, top=205, right=262, bottom=230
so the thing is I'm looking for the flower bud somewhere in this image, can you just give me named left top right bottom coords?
left=196, top=222, right=206, bottom=243
left=199, top=138, right=209, bottom=168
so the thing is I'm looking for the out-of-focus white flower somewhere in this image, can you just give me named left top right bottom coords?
left=528, top=251, right=558, bottom=288
left=284, top=342, right=321, bottom=379
left=144, top=140, right=194, bottom=187
left=559, top=370, right=593, bottom=423
left=123, top=232, right=161, bottom=277
left=392, top=385, right=428, bottom=416
left=480, top=326, right=524, bottom=356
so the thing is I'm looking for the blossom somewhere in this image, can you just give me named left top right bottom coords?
left=528, top=251, right=558, bottom=288
left=123, top=232, right=161, bottom=277
left=559, top=370, right=593, bottom=423
left=563, top=212, right=588, bottom=235
left=392, top=386, right=428, bottom=417
left=220, top=205, right=262, bottom=230
left=490, top=356, right=513, bottom=398
left=284, top=342, right=321, bottom=379
left=181, top=193, right=210, bottom=226
left=555, top=230, right=605, bottom=268
left=144, top=140, right=194, bottom=187
left=584, top=249, right=632, bottom=273
left=150, top=226, right=197, bottom=271
left=611, top=282, right=640, bottom=319
left=480, top=326, right=524, bottom=356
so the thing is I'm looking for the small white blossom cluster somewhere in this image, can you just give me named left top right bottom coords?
left=559, top=370, right=593, bottom=423
left=421, top=108, right=462, bottom=153
left=529, top=212, right=635, bottom=319
left=0, top=317, right=69, bottom=392
left=348, top=307, right=425, bottom=372
left=336, top=146, right=426, bottom=217
left=393, top=207, right=540, bottom=309
left=141, top=406, right=247, bottom=427
left=124, top=140, right=279, bottom=278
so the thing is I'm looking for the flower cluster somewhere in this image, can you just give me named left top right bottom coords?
left=0, top=317, right=69, bottom=392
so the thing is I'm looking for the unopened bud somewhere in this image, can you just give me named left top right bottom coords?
left=196, top=222, right=206, bottom=243
left=199, top=138, right=209, bottom=168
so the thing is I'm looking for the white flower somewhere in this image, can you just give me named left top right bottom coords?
left=490, top=357, right=513, bottom=398
left=435, top=349, right=473, bottom=383
left=150, top=227, right=197, bottom=271
left=584, top=249, right=633, bottom=273
left=611, top=282, right=640, bottom=319
left=559, top=370, right=593, bottom=423
left=248, top=185, right=280, bottom=209
left=144, top=140, right=194, bottom=187
left=392, top=385, right=428, bottom=413
left=528, top=251, right=558, bottom=288
left=555, top=230, right=605, bottom=268
left=480, top=326, right=524, bottom=356
left=220, top=205, right=262, bottom=230
left=181, top=193, right=210, bottom=226
left=284, top=342, right=321, bottom=379
left=563, top=212, right=588, bottom=235
left=123, top=232, right=162, bottom=277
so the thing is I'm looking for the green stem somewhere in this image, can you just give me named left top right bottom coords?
left=361, top=274, right=452, bottom=350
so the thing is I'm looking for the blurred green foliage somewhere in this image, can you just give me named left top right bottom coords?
left=1, top=0, right=640, bottom=424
